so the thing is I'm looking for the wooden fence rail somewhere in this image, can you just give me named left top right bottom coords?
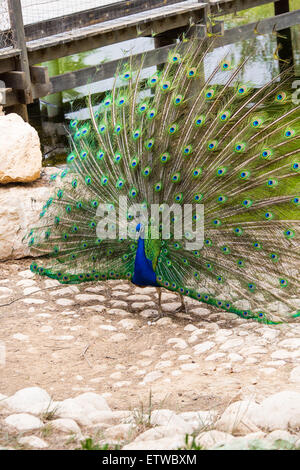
left=0, top=0, right=298, bottom=120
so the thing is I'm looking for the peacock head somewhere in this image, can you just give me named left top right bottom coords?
left=136, top=222, right=146, bottom=239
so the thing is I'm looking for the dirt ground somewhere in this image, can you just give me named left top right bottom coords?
left=1, top=257, right=300, bottom=417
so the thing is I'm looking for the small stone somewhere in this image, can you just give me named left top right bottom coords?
left=2, top=387, right=53, bottom=414
left=156, top=317, right=173, bottom=326
left=110, top=333, right=127, bottom=342
left=180, top=363, right=199, bottom=371
left=5, top=413, right=43, bottom=431
left=56, top=298, right=75, bottom=306
left=0, top=286, right=12, bottom=297
left=178, top=354, right=192, bottom=361
left=205, top=353, right=226, bottom=361
left=195, top=430, right=233, bottom=449
left=193, top=341, right=215, bottom=355
left=216, top=400, right=261, bottom=434
left=118, top=319, right=138, bottom=330
left=99, top=325, right=117, bottom=331
left=105, top=423, right=134, bottom=441
left=23, top=287, right=41, bottom=296
left=107, top=308, right=130, bottom=317
left=266, top=429, right=297, bottom=444
left=114, top=381, right=132, bottom=388
left=75, top=294, right=105, bottom=303
left=139, top=309, right=158, bottom=318
left=18, top=270, right=35, bottom=279
left=278, top=338, right=300, bottom=350
left=12, top=333, right=29, bottom=341
left=40, top=326, right=53, bottom=333
left=228, top=353, right=243, bottom=362
left=19, top=436, right=49, bottom=449
left=142, top=371, right=163, bottom=384
left=184, top=324, right=198, bottom=332
left=289, top=366, right=300, bottom=383
left=51, top=418, right=82, bottom=436
left=167, top=338, right=188, bottom=350
left=219, top=338, right=244, bottom=351
left=127, top=294, right=152, bottom=302
left=132, top=301, right=156, bottom=310
left=22, top=298, right=45, bottom=304
left=155, top=360, right=173, bottom=369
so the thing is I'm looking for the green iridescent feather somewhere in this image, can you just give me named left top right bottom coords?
left=26, top=36, right=300, bottom=324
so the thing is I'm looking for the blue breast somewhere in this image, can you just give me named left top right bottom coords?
left=132, top=237, right=158, bottom=287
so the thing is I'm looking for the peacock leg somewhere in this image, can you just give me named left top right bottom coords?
left=180, top=294, right=188, bottom=314
left=152, top=287, right=164, bottom=320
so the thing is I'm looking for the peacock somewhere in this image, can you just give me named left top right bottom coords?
left=26, top=36, right=300, bottom=324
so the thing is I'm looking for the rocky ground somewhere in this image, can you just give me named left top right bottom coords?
left=0, top=259, right=300, bottom=450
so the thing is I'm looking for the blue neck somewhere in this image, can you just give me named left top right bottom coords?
left=132, top=237, right=158, bottom=287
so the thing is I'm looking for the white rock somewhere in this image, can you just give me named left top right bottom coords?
left=118, top=319, right=138, bottom=330
left=278, top=338, right=300, bottom=350
left=142, top=371, right=163, bottom=384
left=179, top=410, right=218, bottom=431
left=195, top=430, right=233, bottom=449
left=114, top=381, right=132, bottom=388
left=253, top=391, right=300, bottom=431
left=150, top=409, right=192, bottom=433
left=167, top=338, right=188, bottom=350
left=266, top=429, right=298, bottom=444
left=216, top=400, right=262, bottom=434
left=56, top=393, right=111, bottom=426
left=19, top=436, right=49, bottom=449
left=12, top=333, right=29, bottom=341
left=50, top=418, right=82, bottom=436
left=107, top=308, right=130, bottom=317
left=1, top=387, right=53, bottom=414
left=56, top=298, right=75, bottom=306
left=99, top=325, right=117, bottom=331
left=219, top=338, right=244, bottom=351
left=127, top=294, right=152, bottom=302
left=0, top=169, right=56, bottom=260
left=105, top=423, right=134, bottom=441
left=75, top=294, right=105, bottom=303
left=5, top=413, right=43, bottom=431
left=18, top=269, right=35, bottom=278
left=110, top=333, right=127, bottom=342
left=184, top=324, right=198, bottom=332
left=205, top=352, right=226, bottom=361
left=155, top=360, right=173, bottom=369
left=0, top=286, right=12, bottom=297
left=271, top=349, right=300, bottom=360
left=0, top=113, right=42, bottom=184
left=228, top=353, right=243, bottom=362
left=193, top=341, right=215, bottom=355
left=180, top=363, right=199, bottom=371
left=289, top=366, right=300, bottom=383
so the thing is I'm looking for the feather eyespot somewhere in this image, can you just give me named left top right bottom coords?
left=208, top=140, right=218, bottom=151
left=195, top=115, right=205, bottom=127
left=235, top=142, right=246, bottom=153
left=182, top=145, right=193, bottom=156
left=192, top=168, right=202, bottom=178
left=160, top=152, right=170, bottom=163
left=261, top=148, right=273, bottom=159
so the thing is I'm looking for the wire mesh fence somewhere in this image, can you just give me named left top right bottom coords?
left=21, top=0, right=123, bottom=25
left=0, top=0, right=15, bottom=53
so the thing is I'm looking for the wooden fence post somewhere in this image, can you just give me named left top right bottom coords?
left=274, top=0, right=294, bottom=73
left=7, top=0, right=32, bottom=120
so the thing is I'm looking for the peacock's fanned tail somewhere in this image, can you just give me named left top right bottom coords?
left=27, top=37, right=300, bottom=324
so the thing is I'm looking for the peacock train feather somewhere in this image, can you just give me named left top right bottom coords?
left=26, top=37, right=300, bottom=324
